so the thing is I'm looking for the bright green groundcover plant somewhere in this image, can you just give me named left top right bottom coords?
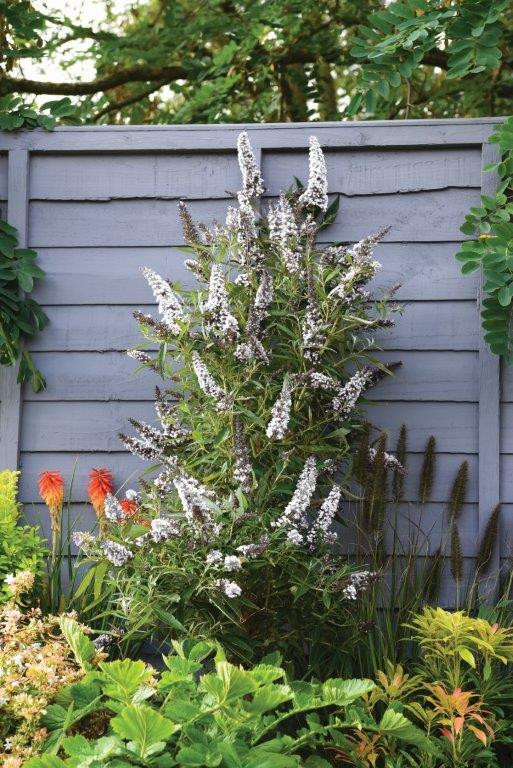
left=23, top=617, right=435, bottom=768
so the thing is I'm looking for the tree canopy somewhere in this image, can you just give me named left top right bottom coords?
left=1, top=0, right=512, bottom=125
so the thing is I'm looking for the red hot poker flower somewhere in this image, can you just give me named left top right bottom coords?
left=120, top=498, right=137, bottom=519
left=88, top=468, right=113, bottom=520
left=38, top=471, right=64, bottom=517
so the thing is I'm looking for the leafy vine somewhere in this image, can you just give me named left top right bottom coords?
left=456, top=117, right=513, bottom=363
left=0, top=91, right=74, bottom=391
left=0, top=220, right=47, bottom=391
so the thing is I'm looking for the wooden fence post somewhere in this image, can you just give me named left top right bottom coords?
left=478, top=141, right=501, bottom=601
left=0, top=150, right=29, bottom=470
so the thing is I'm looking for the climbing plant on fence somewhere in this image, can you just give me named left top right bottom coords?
left=456, top=117, right=513, bottom=364
left=0, top=220, right=47, bottom=391
left=0, top=95, right=73, bottom=390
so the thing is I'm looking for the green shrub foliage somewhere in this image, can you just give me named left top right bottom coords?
left=74, top=133, right=397, bottom=676
left=0, top=470, right=45, bottom=598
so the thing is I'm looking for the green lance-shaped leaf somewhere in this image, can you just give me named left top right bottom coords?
left=58, top=616, right=96, bottom=671
left=423, top=548, right=443, bottom=605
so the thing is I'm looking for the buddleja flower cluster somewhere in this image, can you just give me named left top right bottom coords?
left=97, top=131, right=396, bottom=607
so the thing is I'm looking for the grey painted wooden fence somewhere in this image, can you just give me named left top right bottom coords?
left=0, top=118, right=506, bottom=596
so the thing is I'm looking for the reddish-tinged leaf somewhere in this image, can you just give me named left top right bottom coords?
left=454, top=716, right=464, bottom=735
left=468, top=725, right=488, bottom=745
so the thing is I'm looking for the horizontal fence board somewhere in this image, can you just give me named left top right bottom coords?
left=369, top=351, right=478, bottom=401
left=263, top=147, right=481, bottom=196
left=376, top=301, right=478, bottom=351
left=369, top=243, right=478, bottom=301
left=25, top=352, right=162, bottom=401
left=20, top=401, right=155, bottom=452
left=501, top=457, right=513, bottom=501
left=0, top=119, right=499, bottom=152
left=498, top=505, right=513, bottom=556
left=30, top=152, right=240, bottom=200
left=28, top=306, right=143, bottom=351
left=20, top=400, right=478, bottom=459
left=26, top=350, right=477, bottom=402
left=24, top=500, right=479, bottom=558
left=365, top=401, right=478, bottom=453
left=32, top=248, right=194, bottom=305
left=433, top=558, right=478, bottom=608
left=18, top=449, right=478, bottom=505
left=28, top=188, right=479, bottom=247
left=28, top=301, right=478, bottom=352
left=31, top=242, right=478, bottom=306
left=22, top=503, right=97, bottom=553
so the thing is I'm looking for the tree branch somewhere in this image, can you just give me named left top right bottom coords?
left=0, top=46, right=346, bottom=98
left=0, top=64, right=188, bottom=96
left=422, top=48, right=449, bottom=69
left=92, top=81, right=166, bottom=121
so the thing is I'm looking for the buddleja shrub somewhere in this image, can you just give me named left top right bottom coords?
left=76, top=133, right=396, bottom=676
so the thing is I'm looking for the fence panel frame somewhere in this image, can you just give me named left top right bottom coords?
left=0, top=119, right=504, bottom=591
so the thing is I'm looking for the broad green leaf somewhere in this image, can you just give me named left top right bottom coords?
left=321, top=678, right=375, bottom=705
left=244, top=684, right=293, bottom=714
left=159, top=656, right=202, bottom=684
left=24, top=757, right=67, bottom=768
left=215, top=661, right=259, bottom=700
left=111, top=703, right=177, bottom=759
left=177, top=744, right=222, bottom=766
left=97, top=659, right=155, bottom=704
left=379, top=708, right=439, bottom=754
left=245, top=752, right=300, bottom=768
left=62, top=734, right=121, bottom=759
left=55, top=680, right=102, bottom=711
